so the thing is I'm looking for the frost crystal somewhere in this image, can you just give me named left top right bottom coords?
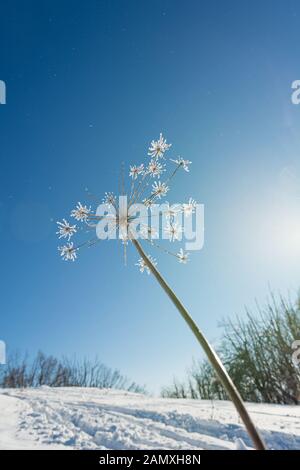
left=170, top=157, right=192, bottom=172
left=58, top=242, right=77, bottom=261
left=71, top=202, right=91, bottom=221
left=182, top=198, right=197, bottom=216
left=147, top=160, right=165, bottom=178
left=56, top=219, right=77, bottom=240
left=152, top=181, right=169, bottom=199
left=177, top=248, right=189, bottom=264
left=135, top=255, right=157, bottom=274
left=148, top=133, right=171, bottom=159
left=129, top=164, right=144, bottom=180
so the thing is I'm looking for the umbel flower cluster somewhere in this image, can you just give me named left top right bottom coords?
left=56, top=134, right=196, bottom=272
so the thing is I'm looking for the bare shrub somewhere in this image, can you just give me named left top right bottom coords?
left=162, top=293, right=300, bottom=404
left=0, top=351, right=145, bottom=393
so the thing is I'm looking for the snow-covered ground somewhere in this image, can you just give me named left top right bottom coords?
left=0, top=387, right=299, bottom=450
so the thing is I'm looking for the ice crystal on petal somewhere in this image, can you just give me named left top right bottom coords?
left=152, top=181, right=169, bottom=199
left=148, top=133, right=171, bottom=159
left=182, top=198, right=197, bottom=216
left=102, top=192, right=116, bottom=206
left=147, top=160, right=165, bottom=178
left=129, top=164, right=144, bottom=180
left=135, top=255, right=157, bottom=274
left=170, top=157, right=192, bottom=172
left=56, top=219, right=77, bottom=240
left=71, top=202, right=91, bottom=221
left=58, top=242, right=77, bottom=261
left=177, top=248, right=189, bottom=264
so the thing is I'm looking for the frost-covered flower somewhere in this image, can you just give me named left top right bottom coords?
left=177, top=248, right=189, bottom=264
left=147, top=160, right=165, bottom=178
left=57, top=133, right=196, bottom=266
left=182, top=198, right=197, bottom=216
left=129, top=164, right=144, bottom=180
left=71, top=202, right=91, bottom=221
left=164, top=222, right=182, bottom=242
left=58, top=242, right=77, bottom=261
left=164, top=203, right=182, bottom=220
left=171, top=157, right=192, bottom=172
left=56, top=219, right=77, bottom=240
left=152, top=181, right=169, bottom=199
left=135, top=255, right=157, bottom=274
left=148, top=133, right=171, bottom=159
left=102, top=192, right=116, bottom=206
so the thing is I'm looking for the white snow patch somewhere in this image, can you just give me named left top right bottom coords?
left=0, top=387, right=299, bottom=450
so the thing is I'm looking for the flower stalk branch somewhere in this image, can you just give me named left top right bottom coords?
left=132, top=238, right=266, bottom=451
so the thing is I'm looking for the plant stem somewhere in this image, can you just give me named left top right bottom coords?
left=132, top=239, right=266, bottom=450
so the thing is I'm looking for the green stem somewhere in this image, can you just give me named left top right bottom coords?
left=132, top=239, right=266, bottom=450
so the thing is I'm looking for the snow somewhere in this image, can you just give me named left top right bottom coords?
left=0, top=387, right=299, bottom=450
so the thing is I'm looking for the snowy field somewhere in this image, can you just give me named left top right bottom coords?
left=0, top=387, right=299, bottom=450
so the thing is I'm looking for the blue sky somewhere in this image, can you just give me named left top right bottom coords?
left=0, top=0, right=300, bottom=393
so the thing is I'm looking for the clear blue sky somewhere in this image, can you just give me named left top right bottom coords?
left=1, top=0, right=300, bottom=393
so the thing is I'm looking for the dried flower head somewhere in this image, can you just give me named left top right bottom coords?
left=170, top=157, right=192, bottom=172
left=102, top=192, right=116, bottom=206
left=177, top=248, right=189, bottom=264
left=58, top=242, right=77, bottom=261
left=152, top=181, right=169, bottom=199
left=147, top=160, right=165, bottom=178
left=136, top=255, right=157, bottom=274
left=129, top=164, right=144, bottom=180
left=56, top=219, right=77, bottom=240
left=71, top=202, right=91, bottom=221
left=148, top=133, right=171, bottom=158
left=182, top=198, right=197, bottom=216
left=56, top=133, right=197, bottom=272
